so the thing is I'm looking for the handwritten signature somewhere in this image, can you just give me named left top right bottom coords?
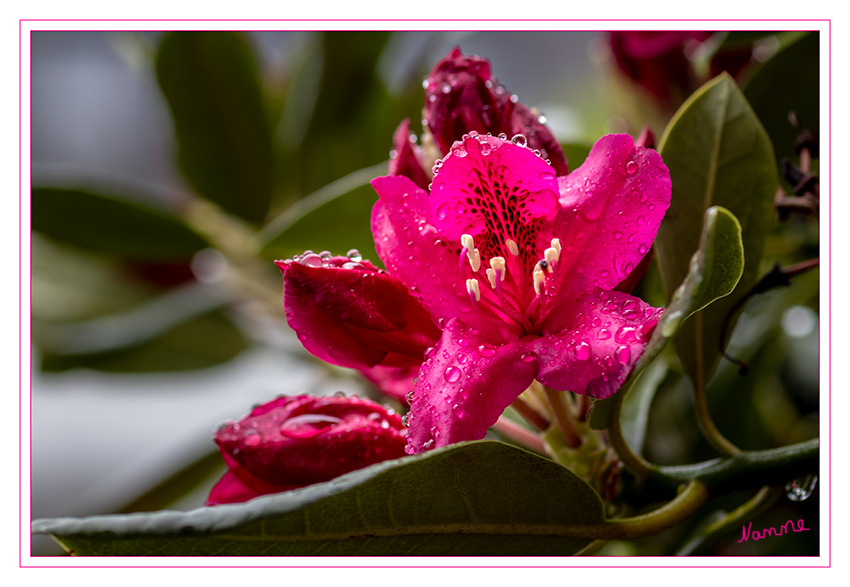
left=739, top=519, right=811, bottom=542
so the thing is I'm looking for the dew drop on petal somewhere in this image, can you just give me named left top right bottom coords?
left=444, top=366, right=462, bottom=383
left=436, top=203, right=449, bottom=221
left=614, top=231, right=623, bottom=240
left=243, top=430, right=261, bottom=446
left=477, top=344, right=496, bottom=357
left=280, top=414, right=343, bottom=439
left=598, top=329, right=611, bottom=340
left=520, top=351, right=536, bottom=363
left=511, top=134, right=528, bottom=147
left=625, top=160, right=638, bottom=174
left=404, top=444, right=415, bottom=454
left=638, top=243, right=648, bottom=255
left=616, top=345, right=631, bottom=364
left=574, top=341, right=591, bottom=361
left=298, top=332, right=308, bottom=342
left=346, top=249, right=362, bottom=262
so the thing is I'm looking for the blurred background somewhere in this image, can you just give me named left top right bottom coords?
left=29, top=30, right=819, bottom=556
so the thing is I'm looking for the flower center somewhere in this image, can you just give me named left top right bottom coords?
left=460, top=232, right=562, bottom=335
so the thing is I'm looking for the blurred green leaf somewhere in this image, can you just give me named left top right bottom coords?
left=34, top=441, right=604, bottom=556
left=156, top=32, right=274, bottom=223
left=619, top=357, right=669, bottom=455
left=561, top=143, right=591, bottom=171
left=743, top=32, right=819, bottom=163
left=590, top=206, right=744, bottom=430
left=32, top=188, right=208, bottom=261
left=656, top=73, right=776, bottom=384
left=39, top=309, right=248, bottom=373
left=256, top=162, right=385, bottom=264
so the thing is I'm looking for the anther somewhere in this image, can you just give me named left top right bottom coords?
left=544, top=247, right=559, bottom=272
left=533, top=269, right=546, bottom=296
left=550, top=238, right=561, bottom=255
left=489, top=256, right=506, bottom=280
left=460, top=234, right=481, bottom=272
left=486, top=268, right=498, bottom=289
left=505, top=239, right=520, bottom=256
left=469, top=249, right=481, bottom=272
left=466, top=279, right=481, bottom=302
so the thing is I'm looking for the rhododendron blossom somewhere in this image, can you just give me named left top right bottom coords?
left=282, top=131, right=671, bottom=455
left=208, top=395, right=407, bottom=505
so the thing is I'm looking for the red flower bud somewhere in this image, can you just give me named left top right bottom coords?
left=207, top=395, right=408, bottom=505
left=422, top=47, right=569, bottom=176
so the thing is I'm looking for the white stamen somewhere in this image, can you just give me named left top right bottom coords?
left=461, top=234, right=475, bottom=251
left=486, top=268, right=498, bottom=289
left=505, top=239, right=520, bottom=256
left=544, top=247, right=559, bottom=272
left=466, top=278, right=481, bottom=302
left=550, top=238, right=562, bottom=255
left=533, top=269, right=546, bottom=296
left=489, top=256, right=506, bottom=280
left=469, top=249, right=481, bottom=272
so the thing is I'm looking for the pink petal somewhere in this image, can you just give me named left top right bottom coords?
left=359, top=362, right=420, bottom=403
left=430, top=135, right=559, bottom=243
left=388, top=119, right=430, bottom=190
left=281, top=258, right=439, bottom=369
left=533, top=288, right=662, bottom=400
left=206, top=470, right=296, bottom=506
left=371, top=175, right=500, bottom=337
left=404, top=318, right=537, bottom=453
left=542, top=134, right=670, bottom=333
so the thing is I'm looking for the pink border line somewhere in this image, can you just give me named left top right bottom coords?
left=19, top=20, right=831, bottom=570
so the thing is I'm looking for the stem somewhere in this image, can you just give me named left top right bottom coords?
left=493, top=416, right=547, bottom=455
left=607, top=389, right=657, bottom=483
left=601, top=480, right=709, bottom=539
left=695, top=314, right=741, bottom=456
left=511, top=396, right=550, bottom=432
left=543, top=385, right=581, bottom=448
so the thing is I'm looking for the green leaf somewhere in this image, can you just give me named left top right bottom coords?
left=33, top=441, right=605, bottom=556
left=655, top=73, right=776, bottom=384
left=742, top=32, right=819, bottom=163
left=589, top=206, right=745, bottom=430
left=39, top=308, right=248, bottom=373
left=619, top=356, right=669, bottom=455
left=256, top=162, right=385, bottom=264
left=156, top=32, right=274, bottom=223
left=32, top=188, right=208, bottom=261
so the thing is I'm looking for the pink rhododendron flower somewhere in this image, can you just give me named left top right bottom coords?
left=282, top=131, right=670, bottom=455
left=207, top=395, right=407, bottom=505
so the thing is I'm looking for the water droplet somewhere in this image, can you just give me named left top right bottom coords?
left=480, top=142, right=492, bottom=155
left=615, top=326, right=637, bottom=343
left=616, top=344, right=631, bottom=364
left=280, top=414, right=343, bottom=439
left=451, top=143, right=467, bottom=157
left=538, top=114, right=547, bottom=124
left=614, top=231, right=623, bottom=240
left=301, top=253, right=322, bottom=267
left=421, top=78, right=429, bottom=89
left=404, top=444, right=415, bottom=454
left=458, top=338, right=470, bottom=347
left=785, top=474, right=818, bottom=501
left=520, top=351, right=536, bottom=363
left=638, top=243, right=648, bottom=255
left=574, top=341, right=591, bottom=361
left=498, top=132, right=507, bottom=140
left=441, top=82, right=451, bottom=94
left=601, top=270, right=609, bottom=278
left=436, top=203, right=449, bottom=221
left=243, top=430, right=261, bottom=446
left=637, top=215, right=646, bottom=226
left=444, top=366, right=462, bottom=383
left=402, top=413, right=410, bottom=427
left=627, top=233, right=636, bottom=243
left=477, top=344, right=496, bottom=357
left=298, top=332, right=308, bottom=342
left=511, top=134, right=528, bottom=147
left=591, top=317, right=602, bottom=327
left=423, top=439, right=435, bottom=450
left=625, top=160, right=638, bottom=174
left=406, top=390, right=415, bottom=405
left=346, top=249, right=362, bottom=262
left=598, top=329, right=611, bottom=340
left=539, top=171, right=556, bottom=181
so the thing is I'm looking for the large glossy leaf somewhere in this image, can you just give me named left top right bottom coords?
left=33, top=441, right=605, bottom=556
left=256, top=162, right=385, bottom=264
left=32, top=188, right=208, bottom=261
left=655, top=73, right=776, bottom=385
left=743, top=32, right=819, bottom=163
left=589, top=206, right=744, bottom=430
left=156, top=32, right=273, bottom=223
